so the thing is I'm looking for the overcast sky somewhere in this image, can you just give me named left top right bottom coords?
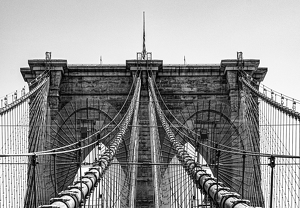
left=1, top=0, right=300, bottom=101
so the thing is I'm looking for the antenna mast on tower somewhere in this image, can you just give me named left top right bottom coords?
left=142, top=12, right=147, bottom=60
left=137, top=12, right=151, bottom=61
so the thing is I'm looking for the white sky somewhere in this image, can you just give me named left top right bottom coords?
left=1, top=0, right=300, bottom=100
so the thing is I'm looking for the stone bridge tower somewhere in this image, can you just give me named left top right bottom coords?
left=21, top=53, right=267, bottom=207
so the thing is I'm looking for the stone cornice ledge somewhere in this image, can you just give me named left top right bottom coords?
left=221, top=59, right=260, bottom=73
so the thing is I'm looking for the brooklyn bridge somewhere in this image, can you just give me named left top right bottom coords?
left=0, top=49, right=300, bottom=208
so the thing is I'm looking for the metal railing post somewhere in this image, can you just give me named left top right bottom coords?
left=242, top=153, right=246, bottom=199
left=268, top=156, right=275, bottom=208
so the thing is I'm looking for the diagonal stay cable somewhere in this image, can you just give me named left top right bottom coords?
left=148, top=76, right=253, bottom=208
left=0, top=72, right=140, bottom=157
left=38, top=77, right=141, bottom=208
